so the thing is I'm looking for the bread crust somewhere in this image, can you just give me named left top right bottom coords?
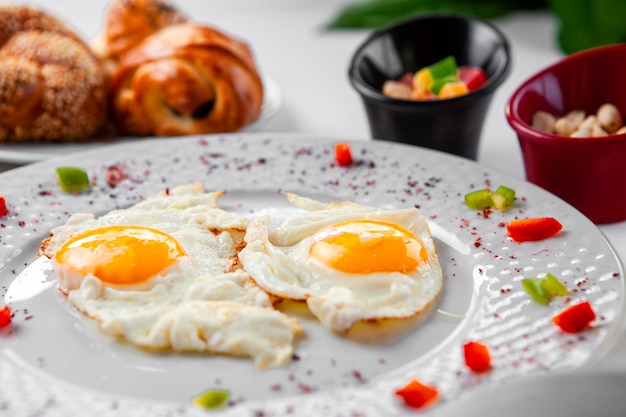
left=109, top=23, right=264, bottom=136
left=0, top=5, right=107, bottom=142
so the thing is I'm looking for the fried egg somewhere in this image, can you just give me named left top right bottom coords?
left=238, top=193, right=443, bottom=334
left=40, top=182, right=302, bottom=369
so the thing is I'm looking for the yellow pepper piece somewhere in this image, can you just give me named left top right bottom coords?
left=412, top=68, right=433, bottom=95
left=438, top=82, right=469, bottom=99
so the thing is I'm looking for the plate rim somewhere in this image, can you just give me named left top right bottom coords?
left=1, top=133, right=624, bottom=417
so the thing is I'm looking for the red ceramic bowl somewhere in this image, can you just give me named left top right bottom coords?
left=506, top=43, right=626, bottom=224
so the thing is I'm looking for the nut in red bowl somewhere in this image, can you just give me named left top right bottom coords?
left=506, top=43, right=626, bottom=224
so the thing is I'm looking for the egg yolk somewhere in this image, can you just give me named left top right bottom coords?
left=309, top=220, right=427, bottom=274
left=54, top=225, right=185, bottom=286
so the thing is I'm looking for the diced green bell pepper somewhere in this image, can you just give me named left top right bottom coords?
left=428, top=56, right=458, bottom=80
left=56, top=167, right=90, bottom=193
left=464, top=188, right=493, bottom=210
left=192, top=389, right=230, bottom=409
left=522, top=273, right=569, bottom=304
left=495, top=185, right=515, bottom=205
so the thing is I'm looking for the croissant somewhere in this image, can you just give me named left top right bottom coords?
left=109, top=23, right=264, bottom=136
left=91, top=0, right=187, bottom=74
left=0, top=5, right=107, bottom=142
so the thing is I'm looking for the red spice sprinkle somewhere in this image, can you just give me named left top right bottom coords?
left=270, top=384, right=282, bottom=391
left=297, top=382, right=315, bottom=393
left=352, top=370, right=367, bottom=384
left=106, top=166, right=127, bottom=187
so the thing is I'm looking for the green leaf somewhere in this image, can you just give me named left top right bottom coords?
left=548, top=0, right=626, bottom=54
left=326, top=0, right=547, bottom=30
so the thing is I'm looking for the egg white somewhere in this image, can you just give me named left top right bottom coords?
left=40, top=182, right=302, bottom=369
left=238, top=193, right=443, bottom=333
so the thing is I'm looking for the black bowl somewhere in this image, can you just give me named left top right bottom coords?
left=349, top=13, right=511, bottom=159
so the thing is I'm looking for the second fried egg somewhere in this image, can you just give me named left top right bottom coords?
left=238, top=193, right=443, bottom=333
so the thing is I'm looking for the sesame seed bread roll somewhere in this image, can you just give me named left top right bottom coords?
left=0, top=5, right=107, bottom=143
left=109, top=23, right=264, bottom=136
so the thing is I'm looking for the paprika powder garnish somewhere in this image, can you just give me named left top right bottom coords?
left=394, top=378, right=440, bottom=409
left=552, top=301, right=596, bottom=333
left=334, top=142, right=353, bottom=166
left=506, top=217, right=562, bottom=242
left=463, top=340, right=492, bottom=373
left=0, top=306, right=12, bottom=328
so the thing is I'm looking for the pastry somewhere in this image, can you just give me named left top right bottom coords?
left=109, top=23, right=264, bottom=136
left=0, top=5, right=107, bottom=142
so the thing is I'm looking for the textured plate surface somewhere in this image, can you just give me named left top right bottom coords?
left=0, top=133, right=624, bottom=416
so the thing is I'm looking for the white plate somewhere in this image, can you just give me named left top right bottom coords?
left=0, top=133, right=624, bottom=416
left=0, top=76, right=281, bottom=165
left=436, top=362, right=626, bottom=417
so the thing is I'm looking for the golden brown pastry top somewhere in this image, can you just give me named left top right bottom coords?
left=92, top=0, right=187, bottom=62
left=0, top=4, right=83, bottom=46
left=0, top=5, right=107, bottom=142
left=109, top=23, right=264, bottom=136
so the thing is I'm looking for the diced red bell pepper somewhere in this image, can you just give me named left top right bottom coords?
left=506, top=217, right=563, bottom=242
left=458, top=66, right=488, bottom=91
left=0, top=306, right=12, bottom=328
left=552, top=301, right=596, bottom=333
left=394, top=378, right=440, bottom=409
left=0, top=195, right=7, bottom=217
left=463, top=340, right=492, bottom=373
left=334, top=142, right=353, bottom=166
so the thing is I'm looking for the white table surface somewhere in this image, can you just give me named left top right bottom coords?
left=2, top=0, right=625, bottom=367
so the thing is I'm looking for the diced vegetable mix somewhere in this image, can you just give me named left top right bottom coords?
left=465, top=185, right=515, bottom=210
left=522, top=273, right=569, bottom=304
left=0, top=195, right=7, bottom=217
left=192, top=389, right=230, bottom=409
left=463, top=340, right=492, bottom=373
left=382, top=55, right=488, bottom=101
left=394, top=378, right=440, bottom=409
left=0, top=306, right=11, bottom=328
left=506, top=217, right=563, bottom=242
left=552, top=301, right=596, bottom=333
left=56, top=167, right=90, bottom=193
left=334, top=142, right=354, bottom=166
